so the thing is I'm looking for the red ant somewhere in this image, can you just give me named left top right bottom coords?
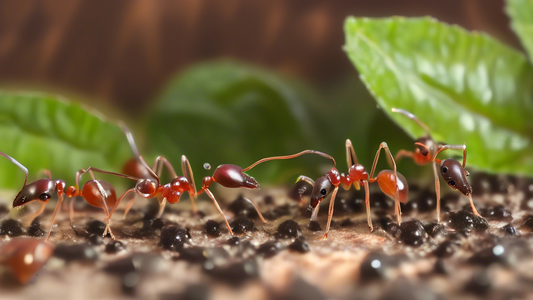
left=77, top=124, right=336, bottom=236
left=0, top=151, right=126, bottom=240
left=295, top=140, right=408, bottom=239
left=0, top=237, right=55, bottom=284
left=392, top=108, right=480, bottom=221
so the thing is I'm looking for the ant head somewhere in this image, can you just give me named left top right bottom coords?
left=440, top=159, right=472, bottom=195
left=13, top=179, right=55, bottom=208
left=310, top=175, right=333, bottom=208
left=212, top=165, right=259, bottom=189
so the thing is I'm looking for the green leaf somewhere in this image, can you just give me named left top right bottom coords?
left=344, top=17, right=533, bottom=176
left=148, top=60, right=328, bottom=183
left=507, top=0, right=533, bottom=62
left=0, top=91, right=132, bottom=190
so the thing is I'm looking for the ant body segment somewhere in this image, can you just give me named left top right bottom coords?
left=0, top=151, right=124, bottom=240
left=78, top=124, right=336, bottom=236
left=296, top=140, right=408, bottom=239
left=391, top=108, right=480, bottom=221
left=0, top=237, right=55, bottom=284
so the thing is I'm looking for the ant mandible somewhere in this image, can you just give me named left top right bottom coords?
left=0, top=151, right=126, bottom=240
left=296, top=140, right=408, bottom=239
left=391, top=108, right=481, bottom=221
left=78, top=124, right=336, bottom=236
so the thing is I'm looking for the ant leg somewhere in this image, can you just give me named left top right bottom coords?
left=203, top=188, right=234, bottom=236
left=155, top=198, right=166, bottom=219
left=120, top=122, right=160, bottom=182
left=103, top=217, right=116, bottom=240
left=21, top=202, right=46, bottom=224
left=345, top=140, right=360, bottom=190
left=45, top=194, right=63, bottom=241
left=468, top=194, right=481, bottom=217
left=69, top=197, right=75, bottom=224
left=37, top=169, right=52, bottom=180
left=110, top=188, right=136, bottom=217
left=321, top=186, right=339, bottom=240
left=433, top=144, right=467, bottom=168
left=395, top=150, right=414, bottom=162
left=181, top=155, right=198, bottom=214
left=241, top=196, right=267, bottom=223
left=369, top=142, right=402, bottom=224
left=363, top=180, right=373, bottom=231
left=432, top=161, right=442, bottom=222
left=123, top=194, right=137, bottom=219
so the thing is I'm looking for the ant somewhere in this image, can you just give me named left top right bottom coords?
left=391, top=108, right=480, bottom=221
left=77, top=124, right=336, bottom=236
left=0, top=237, right=55, bottom=284
left=0, top=151, right=127, bottom=240
left=296, top=140, right=408, bottom=239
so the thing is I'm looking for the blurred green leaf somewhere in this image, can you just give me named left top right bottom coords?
left=344, top=17, right=533, bottom=176
left=0, top=91, right=132, bottom=190
left=507, top=0, right=533, bottom=61
left=148, top=61, right=330, bottom=183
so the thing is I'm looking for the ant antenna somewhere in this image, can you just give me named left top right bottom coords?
left=0, top=151, right=28, bottom=188
left=391, top=108, right=431, bottom=137
left=119, top=122, right=159, bottom=183
left=241, top=150, right=336, bottom=172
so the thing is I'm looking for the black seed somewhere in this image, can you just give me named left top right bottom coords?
left=340, top=218, right=353, bottom=227
left=447, top=210, right=489, bottom=233
left=121, top=272, right=139, bottom=295
left=424, top=222, right=445, bottom=238
left=88, top=233, right=103, bottom=245
left=256, top=241, right=283, bottom=258
left=277, top=220, right=301, bottom=238
left=104, top=254, right=161, bottom=276
left=433, top=260, right=448, bottom=275
left=433, top=241, right=455, bottom=258
left=176, top=247, right=207, bottom=263
left=401, top=201, right=418, bottom=214
left=143, top=218, right=165, bottom=231
left=308, top=221, right=322, bottom=231
left=106, top=241, right=125, bottom=254
left=227, top=195, right=258, bottom=219
left=417, top=190, right=436, bottom=212
left=54, top=244, right=98, bottom=262
left=227, top=237, right=240, bottom=246
left=465, top=271, right=491, bottom=295
left=386, top=222, right=401, bottom=239
left=205, top=220, right=221, bottom=237
left=86, top=220, right=108, bottom=236
left=334, top=197, right=353, bottom=214
left=0, top=219, right=24, bottom=237
left=480, top=205, right=512, bottom=221
left=501, top=224, right=518, bottom=236
left=160, top=225, right=189, bottom=250
left=370, top=193, right=393, bottom=209
left=264, top=204, right=291, bottom=221
left=288, top=238, right=310, bottom=253
left=28, top=218, right=45, bottom=237
left=230, top=218, right=254, bottom=234
left=399, top=221, right=428, bottom=247
left=204, top=259, right=259, bottom=286
left=160, top=284, right=210, bottom=300
left=468, top=245, right=507, bottom=266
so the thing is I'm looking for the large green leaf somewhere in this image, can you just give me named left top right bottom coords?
left=0, top=92, right=132, bottom=190
left=148, top=61, right=329, bottom=183
left=344, top=17, right=533, bottom=176
left=507, top=0, right=533, bottom=62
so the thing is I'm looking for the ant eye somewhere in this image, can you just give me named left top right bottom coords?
left=442, top=166, right=448, bottom=173
left=448, top=180, right=456, bottom=187
left=39, top=193, right=50, bottom=201
left=320, top=189, right=327, bottom=195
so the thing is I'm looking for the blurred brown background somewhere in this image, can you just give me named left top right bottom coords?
left=0, top=0, right=521, bottom=116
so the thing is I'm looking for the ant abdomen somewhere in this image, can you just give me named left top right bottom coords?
left=0, top=238, right=55, bottom=284
left=212, top=164, right=259, bottom=189
left=440, top=159, right=472, bottom=195
left=82, top=180, right=118, bottom=211
left=376, top=170, right=409, bottom=204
